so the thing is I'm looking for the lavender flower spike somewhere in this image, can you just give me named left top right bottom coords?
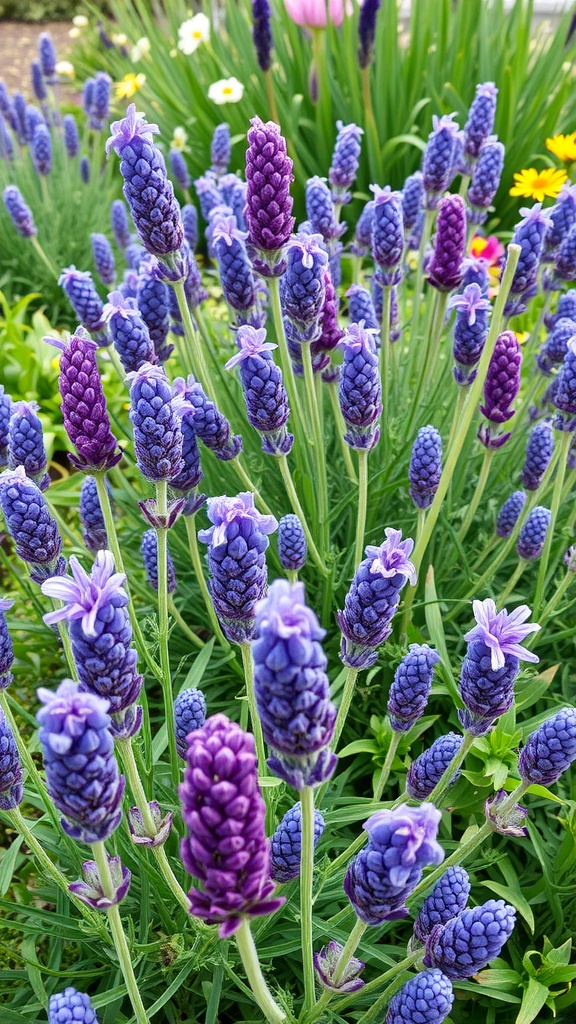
left=424, top=900, right=516, bottom=978
left=91, top=233, right=116, bottom=287
left=358, top=0, right=381, bottom=69
left=388, top=644, right=440, bottom=731
left=173, top=375, right=242, bottom=461
left=422, top=114, right=459, bottom=208
left=37, top=680, right=125, bottom=843
left=253, top=579, right=337, bottom=789
left=59, top=267, right=108, bottom=342
left=0, top=598, right=14, bottom=691
left=329, top=121, right=364, bottom=206
left=504, top=204, right=551, bottom=317
left=31, top=123, right=51, bottom=175
left=385, top=970, right=454, bottom=1024
left=282, top=235, right=328, bottom=347
left=413, top=866, right=471, bottom=942
left=3, top=185, right=37, bottom=238
left=141, top=529, right=177, bottom=593
left=517, top=506, right=551, bottom=561
left=102, top=291, right=157, bottom=373
left=253, top=0, right=273, bottom=71
left=521, top=421, right=554, bottom=490
left=38, top=32, right=57, bottom=84
left=479, top=330, right=522, bottom=449
left=409, top=425, right=442, bottom=510
left=110, top=199, right=131, bottom=250
left=80, top=476, right=108, bottom=553
left=179, top=714, right=285, bottom=936
left=496, top=490, right=526, bottom=538
left=198, top=493, right=277, bottom=644
left=0, top=707, right=23, bottom=810
left=137, top=258, right=172, bottom=362
left=427, top=194, right=466, bottom=292
left=8, top=400, right=49, bottom=489
left=128, top=362, right=184, bottom=481
left=63, top=114, right=80, bottom=159
left=371, top=185, right=404, bottom=286
left=338, top=322, right=382, bottom=451
left=174, top=687, right=206, bottom=759
left=464, top=82, right=498, bottom=158
left=211, top=123, right=231, bottom=177
left=0, top=467, right=65, bottom=583
left=244, top=116, right=294, bottom=276
left=519, top=706, right=576, bottom=786
left=169, top=149, right=190, bottom=192
left=48, top=988, right=98, bottom=1024
left=0, top=387, right=11, bottom=468
left=213, top=216, right=259, bottom=322
left=167, top=407, right=204, bottom=516
left=344, top=804, right=444, bottom=924
left=225, top=325, right=292, bottom=455
left=553, top=335, right=576, bottom=429
left=278, top=513, right=307, bottom=572
left=402, top=172, right=424, bottom=234
left=56, top=328, right=121, bottom=472
left=467, top=138, right=505, bottom=223
left=447, top=282, right=491, bottom=385
left=338, top=528, right=417, bottom=669
left=406, top=732, right=464, bottom=800
left=271, top=801, right=325, bottom=882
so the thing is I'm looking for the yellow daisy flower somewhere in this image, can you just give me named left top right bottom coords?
left=509, top=167, right=568, bottom=202
left=114, top=73, right=146, bottom=100
left=546, top=132, right=576, bottom=163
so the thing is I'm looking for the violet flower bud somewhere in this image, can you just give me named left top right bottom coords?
left=7, top=400, right=48, bottom=489
left=460, top=255, right=490, bottom=292
left=464, top=82, right=498, bottom=158
left=169, top=148, right=190, bottom=191
left=329, top=121, right=363, bottom=206
left=521, top=421, right=554, bottom=490
left=31, top=122, right=51, bottom=175
left=544, top=184, right=576, bottom=258
left=198, top=492, right=277, bottom=644
left=252, top=0, right=273, bottom=72
left=554, top=222, right=576, bottom=283
left=39, top=32, right=57, bottom=84
left=245, top=116, right=294, bottom=276
left=546, top=290, right=576, bottom=330
left=305, top=176, right=342, bottom=243
left=338, top=528, right=417, bottom=669
left=0, top=707, right=23, bottom=810
left=80, top=156, right=90, bottom=184
left=351, top=200, right=374, bottom=257
left=314, top=941, right=366, bottom=994
left=137, top=258, right=173, bottom=362
left=384, top=970, right=453, bottom=1024
left=128, top=363, right=184, bottom=481
left=0, top=386, right=11, bottom=467
left=409, top=425, right=442, bottom=510
left=0, top=467, right=65, bottom=583
left=422, top=115, right=459, bottom=208
left=427, top=194, right=466, bottom=291
left=179, top=713, right=285, bottom=936
left=401, top=171, right=424, bottom=233
left=110, top=199, right=131, bottom=250
left=102, top=291, right=157, bottom=373
left=406, top=732, right=464, bottom=801
left=282, top=236, right=328, bottom=344
left=63, top=113, right=79, bottom=158
left=211, top=123, right=231, bottom=177
left=519, top=706, right=576, bottom=786
left=517, top=505, right=551, bottom=560
left=89, top=72, right=111, bottom=131
left=479, top=330, right=521, bottom=448
left=358, top=0, right=381, bottom=69
left=414, top=866, right=471, bottom=943
left=56, top=328, right=121, bottom=472
left=270, top=802, right=325, bottom=882
left=140, top=529, right=176, bottom=593
left=58, top=267, right=108, bottom=341
left=181, top=203, right=199, bottom=251
left=338, top=322, right=382, bottom=450
left=467, top=137, right=505, bottom=223
left=106, top=105, right=184, bottom=268
left=225, top=325, right=292, bottom=455
left=447, top=283, right=491, bottom=384
left=0, top=115, right=14, bottom=161
left=0, top=597, right=14, bottom=690
left=424, top=899, right=516, bottom=978
left=90, top=233, right=115, bottom=287
left=125, top=241, right=145, bottom=272
left=174, top=374, right=242, bottom=461
left=316, top=267, right=343, bottom=358
left=504, top=204, right=551, bottom=317
left=48, top=988, right=98, bottom=1024
left=167, top=408, right=204, bottom=515
left=37, top=680, right=125, bottom=842
left=371, top=185, right=404, bottom=285
left=79, top=476, right=108, bottom=553
left=253, top=579, right=337, bottom=788
left=213, top=216, right=258, bottom=321
left=25, top=105, right=44, bottom=144
left=553, top=336, right=576, bottom=429
left=3, top=185, right=36, bottom=238
left=174, top=687, right=206, bottom=759
left=458, top=599, right=540, bottom=735
left=496, top=490, right=526, bottom=538
left=195, top=174, right=223, bottom=222
left=277, top=513, right=307, bottom=572
left=31, top=60, right=47, bottom=103
left=344, top=804, right=444, bottom=924
left=388, top=643, right=440, bottom=731
left=539, top=316, right=576, bottom=373
left=347, top=284, right=379, bottom=331
left=11, top=92, right=27, bottom=145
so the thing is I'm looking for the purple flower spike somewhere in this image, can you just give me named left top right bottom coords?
left=102, top=291, right=157, bottom=373
left=358, top=0, right=381, bottom=69
left=137, top=259, right=172, bottom=362
left=270, top=801, right=324, bottom=882
left=253, top=0, right=273, bottom=72
left=57, top=328, right=121, bottom=472
left=62, top=114, right=79, bottom=159
left=282, top=235, right=328, bottom=346
left=517, top=505, right=551, bottom=561
left=198, top=492, right=277, bottom=644
left=329, top=121, right=364, bottom=206
left=495, top=490, right=526, bottom=538
left=371, top=185, right=404, bottom=286
left=351, top=200, right=374, bottom=257
left=464, top=82, right=498, bottom=158
left=553, top=336, right=576, bottom=428
left=467, top=138, right=505, bottom=224
left=169, top=149, right=190, bottom=191
left=106, top=104, right=184, bottom=267
left=344, top=804, right=444, bottom=925
left=0, top=467, right=65, bottom=583
left=91, top=233, right=116, bottom=287
left=3, top=185, right=36, bottom=238
left=385, top=970, right=453, bottom=1024
left=305, top=176, right=341, bottom=243
left=521, top=421, right=554, bottom=490
left=253, top=579, right=337, bottom=788
left=406, top=732, right=464, bottom=800
left=347, top=284, right=379, bottom=331
left=338, top=322, right=382, bottom=450
left=179, top=714, right=285, bottom=937
left=245, top=116, right=294, bottom=276
left=401, top=171, right=424, bottom=234
left=409, top=425, right=442, bottom=510
left=448, top=282, right=491, bottom=384
left=479, top=330, right=521, bottom=448
left=37, top=680, right=125, bottom=843
left=8, top=400, right=48, bottom=489
left=504, top=204, right=551, bottom=317
left=80, top=476, right=108, bottom=554
left=213, top=216, right=259, bottom=320
left=31, top=122, right=51, bottom=175
left=141, top=529, right=177, bottom=593
left=338, top=528, right=417, bottom=669
left=314, top=940, right=365, bottom=994
left=181, top=204, right=199, bottom=251
left=211, top=123, right=231, bottom=177
left=424, top=899, right=516, bottom=979
left=110, top=199, right=131, bottom=250
left=278, top=513, right=307, bottom=572
left=0, top=387, right=11, bottom=468
left=59, top=267, right=108, bottom=341
left=427, top=194, right=466, bottom=292
left=387, top=643, right=440, bottom=731
left=167, top=405, right=204, bottom=515
left=25, top=105, right=44, bottom=145
left=546, top=290, right=576, bottom=330
left=38, top=32, right=57, bottom=83
left=315, top=267, right=343, bottom=363
left=89, top=72, right=111, bottom=131
left=414, top=866, right=471, bottom=943
left=225, top=325, right=292, bottom=455
left=422, top=114, right=459, bottom=208
left=174, top=375, right=243, bottom=461
left=80, top=156, right=90, bottom=185
left=459, top=599, right=539, bottom=734
left=519, top=706, right=576, bottom=786
left=539, top=316, right=576, bottom=374
left=0, top=597, right=14, bottom=691
left=174, top=687, right=206, bottom=759
left=48, top=987, right=98, bottom=1024
left=0, top=707, right=23, bottom=810
left=544, top=184, right=576, bottom=261
left=128, top=363, right=184, bottom=481
left=31, top=60, right=47, bottom=103
left=554, top=222, right=576, bottom=283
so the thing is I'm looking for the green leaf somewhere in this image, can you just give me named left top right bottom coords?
left=338, top=739, right=379, bottom=758
left=515, top=978, right=551, bottom=1024
left=0, top=833, right=24, bottom=896
left=478, top=881, right=535, bottom=932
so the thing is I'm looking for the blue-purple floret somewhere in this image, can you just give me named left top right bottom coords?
left=329, top=121, right=363, bottom=205
left=401, top=171, right=424, bottom=232
left=305, top=176, right=339, bottom=242
left=282, top=237, right=327, bottom=343
left=174, top=687, right=206, bottom=759
left=167, top=409, right=204, bottom=515
left=0, top=598, right=14, bottom=690
left=544, top=184, right=576, bottom=257
left=347, top=285, right=379, bottom=331
left=358, top=0, right=381, bottom=69
left=424, top=899, right=516, bottom=978
left=553, top=336, right=576, bottom=428
left=181, top=204, right=199, bottom=251
left=270, top=802, right=325, bottom=882
left=7, top=400, right=48, bottom=489
left=211, top=123, right=231, bottom=177
left=3, top=185, right=36, bottom=238
left=409, top=426, right=442, bottom=510
left=384, top=970, right=453, bottom=1024
left=504, top=204, right=551, bottom=316
left=63, top=114, right=79, bottom=158
left=406, top=732, right=464, bottom=800
left=467, top=138, right=504, bottom=222
left=464, top=82, right=498, bottom=158
left=91, top=233, right=116, bottom=286
left=59, top=267, right=107, bottom=339
left=25, top=106, right=44, bottom=144
left=174, top=375, right=242, bottom=461
left=422, top=114, right=458, bottom=207
left=517, top=505, right=550, bottom=561
left=554, top=222, right=576, bottom=283
left=137, top=259, right=173, bottom=362
left=252, top=0, right=273, bottom=71
left=371, top=186, right=404, bottom=285
left=128, top=363, right=184, bottom=481
left=539, top=316, right=576, bottom=373
left=495, top=490, right=526, bottom=538
left=448, top=282, right=491, bottom=384
left=278, top=513, right=307, bottom=572
left=38, top=32, right=57, bottom=83
left=388, top=644, right=440, bottom=731
left=31, top=60, right=47, bottom=102
left=521, top=421, right=554, bottom=490
left=338, top=323, right=382, bottom=450
left=351, top=200, right=374, bottom=256
left=141, top=529, right=176, bottom=593
left=48, top=987, right=98, bottom=1024
left=31, top=122, right=51, bottom=175
left=213, top=216, right=258, bottom=318
left=0, top=467, right=64, bottom=583
left=102, top=292, right=157, bottom=373
left=110, top=199, right=131, bottom=250
left=89, top=72, right=111, bottom=131
left=519, top=706, right=576, bottom=786
left=225, top=325, right=292, bottom=455
left=414, top=866, right=471, bottom=942
left=0, top=387, right=11, bottom=467
left=79, top=476, right=107, bottom=553
left=169, top=149, right=190, bottom=192
left=0, top=707, right=22, bottom=810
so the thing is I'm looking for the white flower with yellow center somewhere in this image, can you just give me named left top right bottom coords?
left=68, top=27, right=81, bottom=38
left=131, top=36, right=151, bottom=62
left=208, top=77, right=244, bottom=105
left=73, top=14, right=88, bottom=27
left=178, top=14, right=210, bottom=55
left=112, top=33, right=128, bottom=47
left=56, top=61, right=75, bottom=79
left=172, top=126, right=189, bottom=151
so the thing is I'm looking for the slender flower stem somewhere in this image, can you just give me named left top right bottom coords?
left=533, top=429, right=572, bottom=617
left=235, top=920, right=286, bottom=1024
left=240, top=643, right=267, bottom=773
left=328, top=383, right=357, bottom=483
left=184, top=514, right=231, bottom=650
left=51, top=599, right=77, bottom=679
left=233, top=455, right=275, bottom=518
left=409, top=209, right=435, bottom=351
left=354, top=449, right=369, bottom=568
left=380, top=286, right=392, bottom=451
left=404, top=286, right=438, bottom=438
left=278, top=455, right=328, bottom=575
left=446, top=386, right=469, bottom=458
left=426, top=731, right=474, bottom=806
left=373, top=731, right=401, bottom=802
left=155, top=479, right=179, bottom=790
left=167, top=596, right=204, bottom=648
left=302, top=343, right=329, bottom=553
left=30, top=235, right=59, bottom=278
left=333, top=667, right=359, bottom=750
left=350, top=955, right=424, bottom=1024
left=458, top=174, right=471, bottom=198
left=458, top=448, right=494, bottom=542
left=268, top=277, right=311, bottom=449
left=361, top=66, right=380, bottom=183
left=537, top=570, right=575, bottom=633
left=172, top=278, right=213, bottom=397
left=300, top=785, right=317, bottom=1015
left=264, top=69, right=279, bottom=124
left=91, top=841, right=151, bottom=1024
left=498, top=559, right=528, bottom=607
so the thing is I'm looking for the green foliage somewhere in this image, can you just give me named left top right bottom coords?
left=0, top=1, right=87, bottom=18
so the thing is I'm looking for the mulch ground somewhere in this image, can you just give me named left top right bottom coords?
left=0, top=21, right=79, bottom=103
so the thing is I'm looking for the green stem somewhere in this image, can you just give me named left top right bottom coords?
left=302, top=343, right=329, bottom=553
left=409, top=209, right=435, bottom=352
left=235, top=919, right=286, bottom=1024
left=380, top=285, right=392, bottom=447
left=354, top=449, right=369, bottom=568
left=278, top=455, right=328, bottom=575
left=167, top=595, right=204, bottom=648
left=311, top=916, right=367, bottom=1018
left=155, top=480, right=179, bottom=791
left=458, top=448, right=495, bottom=543
left=300, top=786, right=317, bottom=1015
left=264, top=68, right=279, bottom=123
left=333, top=667, right=358, bottom=750
left=172, top=278, right=213, bottom=396
left=232, top=455, right=275, bottom=519
left=373, top=731, right=401, bottom=802
left=184, top=514, right=231, bottom=650
left=51, top=599, right=77, bottom=679
left=538, top=570, right=574, bottom=632
left=426, top=731, right=474, bottom=806
left=498, top=560, right=528, bottom=607
left=91, top=841, right=151, bottom=1024
left=240, top=643, right=267, bottom=772
left=404, top=286, right=438, bottom=438
left=361, top=66, right=380, bottom=183
left=533, top=430, right=572, bottom=617
left=350, top=954, right=424, bottom=1024
left=268, top=276, right=311, bottom=450
left=328, top=383, right=357, bottom=483
left=458, top=174, right=471, bottom=198
left=445, top=386, right=469, bottom=464
left=30, top=235, right=59, bottom=278
left=311, top=28, right=331, bottom=141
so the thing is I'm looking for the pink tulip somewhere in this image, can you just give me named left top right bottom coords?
left=284, top=0, right=349, bottom=29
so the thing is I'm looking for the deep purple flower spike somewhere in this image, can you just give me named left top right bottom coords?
left=80, top=476, right=108, bottom=553
left=345, top=804, right=444, bottom=924
left=270, top=801, right=325, bottom=882
left=244, top=116, right=294, bottom=276
left=338, top=322, right=382, bottom=450
left=174, top=687, right=206, bottom=759
left=504, top=204, right=551, bottom=317
left=406, top=732, right=464, bottom=800
left=371, top=185, right=404, bottom=286
left=213, top=216, right=259, bottom=323
left=8, top=400, right=48, bottom=489
left=448, top=282, right=492, bottom=384
left=173, top=375, right=243, bottom=461
left=37, top=680, right=125, bottom=843
left=253, top=579, right=337, bottom=789
left=91, top=233, right=116, bottom=287
left=56, top=328, right=121, bottom=472
left=358, top=0, right=381, bottom=68
left=339, top=528, right=417, bottom=669
left=424, top=899, right=516, bottom=978
left=59, top=267, right=108, bottom=343
left=467, top=138, right=505, bottom=224
left=102, top=291, right=157, bottom=373
left=80, top=156, right=90, bottom=184
left=198, top=493, right=277, bottom=645
left=48, top=987, right=98, bottom=1024
left=458, top=599, right=540, bottom=734
left=517, top=505, right=551, bottom=561
left=464, top=82, right=498, bottom=158
left=329, top=121, right=363, bottom=206
left=253, top=0, right=273, bottom=71
left=422, top=114, right=459, bottom=208
left=129, top=363, right=184, bottom=482
left=3, top=185, right=36, bottom=238
left=496, top=490, right=526, bottom=538
left=278, top=513, right=307, bottom=572
left=225, top=325, right=292, bottom=455
left=479, top=330, right=521, bottom=448
left=521, top=421, right=554, bottom=490
left=0, top=597, right=14, bottom=691
left=385, top=970, right=454, bottom=1024
left=414, top=866, right=471, bottom=943
left=519, top=706, right=576, bottom=786
left=179, top=714, right=285, bottom=937
left=428, top=194, right=466, bottom=291
left=0, top=467, right=65, bottom=583
left=388, top=644, right=440, bottom=731
left=0, top=707, right=23, bottom=810
left=409, top=425, right=442, bottom=509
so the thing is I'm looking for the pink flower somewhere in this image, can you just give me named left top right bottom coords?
left=284, top=0, right=350, bottom=29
